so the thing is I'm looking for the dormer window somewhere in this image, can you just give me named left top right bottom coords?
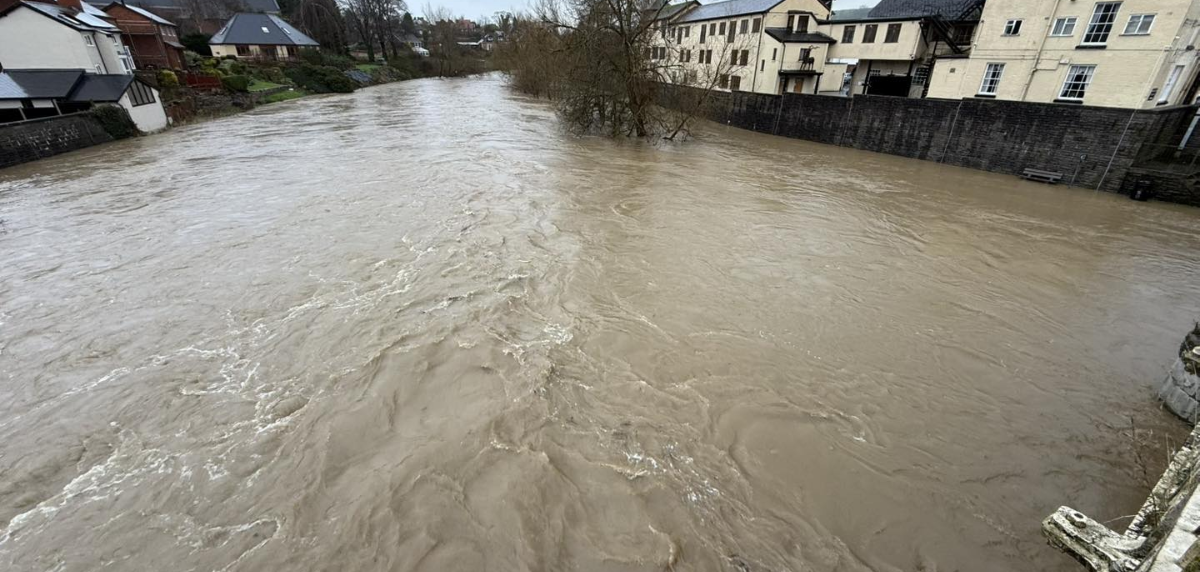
left=796, top=16, right=807, bottom=33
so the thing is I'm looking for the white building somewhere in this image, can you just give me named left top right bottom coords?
left=0, top=0, right=168, bottom=131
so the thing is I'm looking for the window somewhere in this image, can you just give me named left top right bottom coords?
left=84, top=34, right=95, bottom=47
left=730, top=75, right=741, bottom=90
left=760, top=60, right=764, bottom=71
left=719, top=74, right=729, bottom=89
left=1003, top=19, right=1022, bottom=36
left=797, top=16, right=807, bottom=32
left=787, top=14, right=794, bottom=30
left=120, top=56, right=133, bottom=73
left=739, top=49, right=748, bottom=66
left=237, top=44, right=251, bottom=56
left=719, top=22, right=726, bottom=35
left=885, top=23, right=901, bottom=42
left=772, top=47, right=777, bottom=60
left=1159, top=64, right=1185, bottom=103
left=842, top=25, right=855, bottom=43
left=1083, top=2, right=1121, bottom=45
left=799, top=47, right=811, bottom=62
left=111, top=35, right=120, bottom=48
left=1124, top=14, right=1154, bottom=35
left=913, top=65, right=930, bottom=85
left=261, top=26, right=270, bottom=33
left=728, top=22, right=735, bottom=41
left=739, top=19, right=747, bottom=34
left=752, top=18, right=760, bottom=33
left=700, top=25, right=706, bottom=43
left=1059, top=64, right=1095, bottom=100
left=978, top=62, right=1004, bottom=95
left=709, top=23, right=716, bottom=36
left=94, top=64, right=102, bottom=73
left=684, top=26, right=690, bottom=37
left=1051, top=16, right=1077, bottom=36
left=127, top=80, right=156, bottom=106
left=863, top=24, right=878, bottom=43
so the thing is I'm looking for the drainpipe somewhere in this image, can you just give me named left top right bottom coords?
left=1019, top=0, right=1065, bottom=101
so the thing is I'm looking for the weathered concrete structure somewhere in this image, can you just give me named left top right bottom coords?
left=1045, top=326, right=1200, bottom=571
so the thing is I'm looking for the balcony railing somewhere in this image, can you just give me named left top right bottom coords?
left=116, top=21, right=159, bottom=35
left=780, top=58, right=816, bottom=73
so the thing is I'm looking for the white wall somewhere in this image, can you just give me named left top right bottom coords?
left=0, top=7, right=96, bottom=69
left=118, top=89, right=168, bottom=133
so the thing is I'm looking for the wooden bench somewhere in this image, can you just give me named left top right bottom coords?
left=1021, top=168, right=1064, bottom=184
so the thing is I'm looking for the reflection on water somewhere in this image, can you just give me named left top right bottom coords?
left=1, top=74, right=1199, bottom=572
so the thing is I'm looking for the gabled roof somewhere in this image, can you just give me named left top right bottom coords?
left=0, top=69, right=85, bottom=99
left=675, top=0, right=783, bottom=24
left=4, top=1, right=118, bottom=32
left=69, top=73, right=134, bottom=101
left=104, top=2, right=175, bottom=26
left=764, top=28, right=836, bottom=43
left=865, top=0, right=982, bottom=20
left=209, top=12, right=318, bottom=46
left=0, top=69, right=139, bottom=103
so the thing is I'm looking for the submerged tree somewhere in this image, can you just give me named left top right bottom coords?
left=495, top=0, right=744, bottom=139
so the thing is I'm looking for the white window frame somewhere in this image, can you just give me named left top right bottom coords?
left=83, top=34, right=95, bottom=47
left=1050, top=17, right=1077, bottom=37
left=1123, top=14, right=1154, bottom=36
left=1003, top=19, right=1022, bottom=36
left=1159, top=64, right=1185, bottom=104
left=1082, top=2, right=1122, bottom=46
left=978, top=62, right=1005, bottom=95
left=1059, top=64, right=1096, bottom=101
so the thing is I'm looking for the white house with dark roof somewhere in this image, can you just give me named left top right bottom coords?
left=651, top=0, right=982, bottom=97
left=208, top=12, right=319, bottom=60
left=821, top=0, right=982, bottom=97
left=651, top=0, right=837, bottom=95
left=0, top=68, right=167, bottom=132
left=0, top=0, right=135, bottom=74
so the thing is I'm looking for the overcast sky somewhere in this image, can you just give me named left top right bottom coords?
left=420, top=0, right=880, bottom=25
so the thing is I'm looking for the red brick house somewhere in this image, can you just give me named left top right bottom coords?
left=102, top=2, right=184, bottom=69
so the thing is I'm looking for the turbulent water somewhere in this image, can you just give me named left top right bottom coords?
left=2, top=74, right=1200, bottom=572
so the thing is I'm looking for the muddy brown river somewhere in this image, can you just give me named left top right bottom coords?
left=2, top=74, right=1200, bottom=571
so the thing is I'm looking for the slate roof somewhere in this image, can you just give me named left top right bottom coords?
left=764, top=28, right=836, bottom=43
left=0, top=69, right=139, bottom=103
left=69, top=74, right=135, bottom=102
left=675, top=0, right=782, bottom=23
left=865, top=0, right=981, bottom=20
left=209, top=12, right=318, bottom=46
left=8, top=1, right=118, bottom=32
left=106, top=2, right=176, bottom=26
left=0, top=69, right=85, bottom=99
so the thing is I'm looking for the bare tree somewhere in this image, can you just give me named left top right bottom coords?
left=497, top=0, right=749, bottom=139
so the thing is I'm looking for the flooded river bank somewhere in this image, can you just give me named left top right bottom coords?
left=2, top=74, right=1200, bottom=571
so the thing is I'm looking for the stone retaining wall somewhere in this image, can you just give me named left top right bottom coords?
left=0, top=113, right=114, bottom=170
left=662, top=86, right=1199, bottom=204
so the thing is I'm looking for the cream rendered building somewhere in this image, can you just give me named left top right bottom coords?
left=927, top=0, right=1200, bottom=107
left=653, top=0, right=838, bottom=95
